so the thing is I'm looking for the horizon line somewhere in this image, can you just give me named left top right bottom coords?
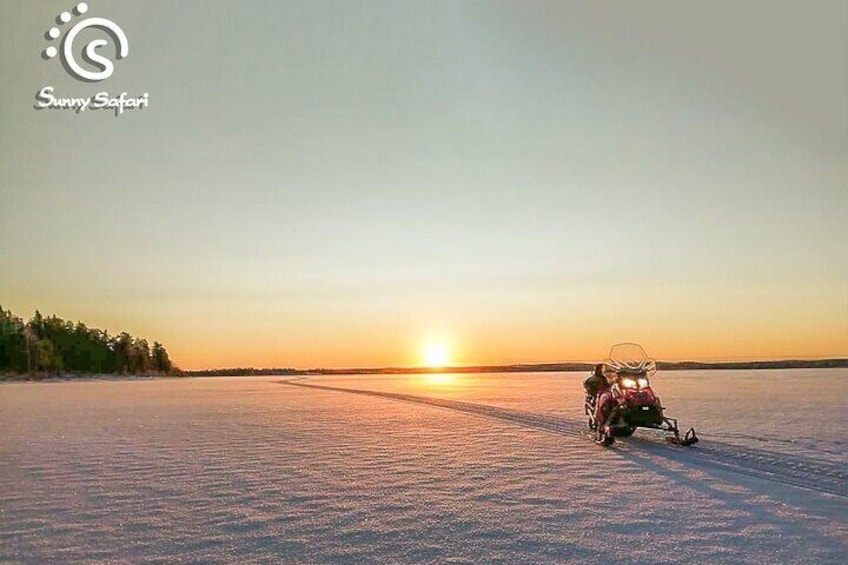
left=182, top=356, right=848, bottom=374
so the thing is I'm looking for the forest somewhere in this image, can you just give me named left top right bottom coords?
left=0, top=306, right=175, bottom=378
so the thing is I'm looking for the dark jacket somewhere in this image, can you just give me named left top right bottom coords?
left=583, top=368, right=607, bottom=397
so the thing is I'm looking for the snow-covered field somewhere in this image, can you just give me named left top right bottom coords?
left=2, top=370, right=846, bottom=563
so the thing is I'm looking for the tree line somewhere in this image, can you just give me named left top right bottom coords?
left=0, top=306, right=175, bottom=377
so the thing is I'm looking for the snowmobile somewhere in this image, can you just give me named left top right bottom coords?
left=584, top=343, right=698, bottom=447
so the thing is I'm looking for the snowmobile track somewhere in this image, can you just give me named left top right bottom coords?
left=278, top=380, right=848, bottom=499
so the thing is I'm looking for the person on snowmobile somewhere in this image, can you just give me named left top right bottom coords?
left=584, top=363, right=615, bottom=436
left=583, top=363, right=608, bottom=399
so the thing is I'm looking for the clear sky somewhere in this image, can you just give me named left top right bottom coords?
left=1, top=1, right=846, bottom=369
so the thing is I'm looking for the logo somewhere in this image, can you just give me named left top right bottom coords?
left=43, top=2, right=128, bottom=82
left=36, top=3, right=149, bottom=116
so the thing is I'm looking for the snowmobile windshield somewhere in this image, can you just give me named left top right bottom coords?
left=603, top=343, right=657, bottom=376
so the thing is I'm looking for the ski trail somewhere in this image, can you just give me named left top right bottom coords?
left=704, top=432, right=847, bottom=458
left=279, top=379, right=588, bottom=437
left=277, top=379, right=847, bottom=499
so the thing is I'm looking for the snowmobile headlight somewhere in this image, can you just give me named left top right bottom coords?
left=637, top=378, right=649, bottom=388
left=621, top=378, right=638, bottom=388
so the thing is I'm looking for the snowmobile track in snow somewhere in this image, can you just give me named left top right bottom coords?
left=278, top=380, right=848, bottom=499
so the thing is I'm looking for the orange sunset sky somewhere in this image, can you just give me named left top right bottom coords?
left=1, top=2, right=846, bottom=370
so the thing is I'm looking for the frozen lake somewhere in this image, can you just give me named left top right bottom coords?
left=2, top=370, right=846, bottom=563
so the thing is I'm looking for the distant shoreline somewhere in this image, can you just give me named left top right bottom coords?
left=183, top=358, right=847, bottom=377
left=3, top=358, right=845, bottom=382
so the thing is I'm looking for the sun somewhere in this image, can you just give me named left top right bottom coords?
left=422, top=342, right=451, bottom=368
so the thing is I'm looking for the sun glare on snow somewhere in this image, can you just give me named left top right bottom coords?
left=426, top=373, right=456, bottom=386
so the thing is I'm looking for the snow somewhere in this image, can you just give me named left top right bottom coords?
left=1, top=370, right=846, bottom=563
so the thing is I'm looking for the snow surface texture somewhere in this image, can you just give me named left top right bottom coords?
left=1, top=370, right=846, bottom=564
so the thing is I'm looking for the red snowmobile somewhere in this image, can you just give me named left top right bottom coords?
left=584, top=343, right=698, bottom=447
